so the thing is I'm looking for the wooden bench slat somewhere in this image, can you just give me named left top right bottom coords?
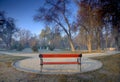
left=41, top=54, right=81, bottom=58
left=43, top=62, right=80, bottom=64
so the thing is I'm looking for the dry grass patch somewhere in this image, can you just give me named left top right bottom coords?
left=77, top=54, right=120, bottom=82
left=0, top=54, right=35, bottom=82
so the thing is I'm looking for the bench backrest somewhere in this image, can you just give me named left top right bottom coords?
left=39, top=54, right=82, bottom=58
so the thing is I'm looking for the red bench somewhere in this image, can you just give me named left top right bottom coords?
left=39, top=53, right=82, bottom=72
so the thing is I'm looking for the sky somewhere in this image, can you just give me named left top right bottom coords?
left=0, top=0, right=45, bottom=35
left=0, top=0, right=78, bottom=35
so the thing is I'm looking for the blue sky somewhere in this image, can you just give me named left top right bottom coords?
left=0, top=0, right=78, bottom=35
left=0, top=0, right=45, bottom=35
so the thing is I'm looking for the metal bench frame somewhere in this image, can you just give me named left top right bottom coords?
left=39, top=53, right=82, bottom=72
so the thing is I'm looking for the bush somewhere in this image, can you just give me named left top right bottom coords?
left=16, top=44, right=24, bottom=51
left=32, top=46, right=38, bottom=52
left=48, top=45, right=55, bottom=51
left=10, top=44, right=17, bottom=50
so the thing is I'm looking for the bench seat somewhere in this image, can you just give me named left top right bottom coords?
left=43, top=62, right=80, bottom=64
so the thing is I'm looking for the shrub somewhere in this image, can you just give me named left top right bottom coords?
left=10, top=44, right=17, bottom=50
left=16, top=44, right=24, bottom=51
left=48, top=45, right=55, bottom=51
left=32, top=45, right=38, bottom=52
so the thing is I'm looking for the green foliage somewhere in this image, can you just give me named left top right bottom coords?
left=10, top=44, right=17, bottom=50
left=32, top=45, right=38, bottom=52
left=11, top=43, right=24, bottom=51
left=16, top=44, right=24, bottom=51
left=48, top=45, right=55, bottom=51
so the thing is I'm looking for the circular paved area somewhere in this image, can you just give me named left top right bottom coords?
left=13, top=57, right=102, bottom=74
left=0, top=51, right=120, bottom=74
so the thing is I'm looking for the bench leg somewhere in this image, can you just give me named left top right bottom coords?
left=77, top=58, right=82, bottom=72
left=80, top=57, right=82, bottom=72
left=40, top=64, right=43, bottom=72
left=40, top=58, right=43, bottom=72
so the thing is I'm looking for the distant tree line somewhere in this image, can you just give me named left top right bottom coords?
left=0, top=0, right=120, bottom=52
left=0, top=11, right=39, bottom=52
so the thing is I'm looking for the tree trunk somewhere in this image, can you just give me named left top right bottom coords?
left=87, top=36, right=92, bottom=52
left=97, top=28, right=101, bottom=52
left=105, top=35, right=108, bottom=50
left=68, top=37, right=75, bottom=51
left=97, top=36, right=101, bottom=51
left=113, top=26, right=120, bottom=51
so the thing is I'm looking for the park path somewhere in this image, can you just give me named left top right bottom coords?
left=0, top=51, right=120, bottom=74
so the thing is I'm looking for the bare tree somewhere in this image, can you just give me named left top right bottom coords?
left=16, top=28, right=33, bottom=48
left=29, top=35, right=39, bottom=47
left=39, top=26, right=51, bottom=49
left=76, top=0, right=95, bottom=52
left=100, top=0, right=120, bottom=50
left=76, top=0, right=103, bottom=52
left=0, top=11, right=18, bottom=49
left=34, top=0, right=76, bottom=51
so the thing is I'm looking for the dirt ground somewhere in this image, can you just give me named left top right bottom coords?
left=0, top=53, right=120, bottom=82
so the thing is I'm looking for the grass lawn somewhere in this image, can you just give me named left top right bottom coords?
left=0, top=53, right=120, bottom=82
